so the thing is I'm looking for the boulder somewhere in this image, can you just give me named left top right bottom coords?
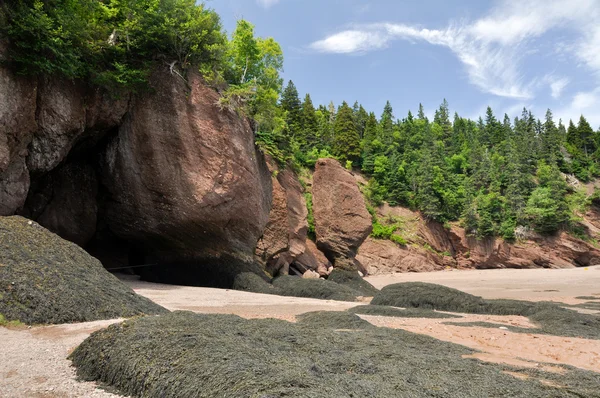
left=99, top=69, right=272, bottom=276
left=294, top=239, right=332, bottom=276
left=312, top=158, right=372, bottom=270
left=0, top=216, right=167, bottom=324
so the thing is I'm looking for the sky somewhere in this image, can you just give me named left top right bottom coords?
left=208, top=0, right=600, bottom=128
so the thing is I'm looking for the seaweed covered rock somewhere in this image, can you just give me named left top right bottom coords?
left=373, top=282, right=600, bottom=339
left=232, top=272, right=366, bottom=302
left=349, top=305, right=461, bottom=319
left=372, top=282, right=490, bottom=313
left=296, top=311, right=373, bottom=329
left=232, top=272, right=278, bottom=295
left=272, top=275, right=363, bottom=302
left=312, top=158, right=372, bottom=271
left=326, top=268, right=379, bottom=296
left=0, top=216, right=167, bottom=324
left=70, top=311, right=600, bottom=398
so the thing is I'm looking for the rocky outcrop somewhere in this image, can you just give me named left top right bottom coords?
left=0, top=59, right=37, bottom=215
left=295, top=239, right=332, bottom=276
left=448, top=226, right=600, bottom=269
left=312, top=158, right=372, bottom=271
left=0, top=55, right=274, bottom=287
left=99, top=69, right=272, bottom=268
left=255, top=157, right=308, bottom=275
left=357, top=237, right=443, bottom=275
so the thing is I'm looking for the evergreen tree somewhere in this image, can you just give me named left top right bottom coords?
left=300, top=93, right=318, bottom=150
left=361, top=112, right=379, bottom=173
left=380, top=100, right=394, bottom=145
left=280, top=80, right=302, bottom=139
left=417, top=103, right=427, bottom=121
left=333, top=101, right=361, bottom=163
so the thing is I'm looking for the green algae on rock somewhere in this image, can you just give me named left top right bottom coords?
left=0, top=216, right=167, bottom=324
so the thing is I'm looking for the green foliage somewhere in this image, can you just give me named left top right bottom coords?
left=303, top=148, right=335, bottom=168
left=2, top=0, right=228, bottom=90
left=0, top=313, right=23, bottom=327
left=333, top=101, right=361, bottom=163
left=304, top=192, right=315, bottom=238
left=254, top=130, right=289, bottom=165
left=524, top=187, right=568, bottom=234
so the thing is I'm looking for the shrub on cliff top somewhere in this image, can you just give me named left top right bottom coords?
left=70, top=311, right=600, bottom=397
left=0, top=216, right=167, bottom=324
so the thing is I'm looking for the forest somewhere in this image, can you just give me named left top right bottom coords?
left=2, top=0, right=600, bottom=241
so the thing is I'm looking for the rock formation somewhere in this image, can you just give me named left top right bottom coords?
left=312, top=158, right=372, bottom=271
left=99, top=69, right=272, bottom=268
left=357, top=237, right=443, bottom=275
left=357, top=203, right=600, bottom=275
left=255, top=156, right=308, bottom=275
left=0, top=57, right=273, bottom=287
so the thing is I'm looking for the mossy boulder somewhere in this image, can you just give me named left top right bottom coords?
left=0, top=216, right=167, bottom=324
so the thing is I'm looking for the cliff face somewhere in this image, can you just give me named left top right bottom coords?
left=0, top=59, right=272, bottom=286
left=356, top=203, right=600, bottom=275
left=3, top=54, right=598, bottom=284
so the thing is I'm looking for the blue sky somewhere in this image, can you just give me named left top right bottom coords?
left=209, top=0, right=600, bottom=127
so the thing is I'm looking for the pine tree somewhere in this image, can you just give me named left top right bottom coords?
left=280, top=80, right=302, bottom=139
left=380, top=100, right=394, bottom=145
left=361, top=112, right=379, bottom=173
left=333, top=101, right=361, bottom=163
left=578, top=115, right=595, bottom=157
left=417, top=103, right=427, bottom=121
left=433, top=99, right=452, bottom=144
left=300, top=93, right=318, bottom=150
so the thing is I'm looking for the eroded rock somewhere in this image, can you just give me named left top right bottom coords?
left=100, top=69, right=272, bottom=273
left=312, top=158, right=372, bottom=271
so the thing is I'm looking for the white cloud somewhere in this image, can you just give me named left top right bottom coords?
left=309, top=0, right=600, bottom=100
left=555, top=88, right=600, bottom=127
left=547, top=76, right=569, bottom=99
left=310, top=30, right=389, bottom=54
left=256, top=0, right=280, bottom=9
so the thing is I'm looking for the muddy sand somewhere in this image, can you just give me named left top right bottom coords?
left=1, top=266, right=599, bottom=397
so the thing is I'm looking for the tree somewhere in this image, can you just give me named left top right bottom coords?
left=300, top=93, right=318, bottom=150
left=333, top=102, right=361, bottom=163
left=280, top=80, right=302, bottom=140
left=361, top=112, right=380, bottom=173
left=524, top=162, right=570, bottom=234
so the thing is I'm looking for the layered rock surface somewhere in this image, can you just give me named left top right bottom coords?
left=255, top=157, right=308, bottom=275
left=357, top=202, right=600, bottom=275
left=100, top=69, right=271, bottom=265
left=312, top=159, right=372, bottom=271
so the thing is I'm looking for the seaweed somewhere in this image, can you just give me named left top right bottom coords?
left=0, top=216, right=166, bottom=325
left=70, top=311, right=600, bottom=398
